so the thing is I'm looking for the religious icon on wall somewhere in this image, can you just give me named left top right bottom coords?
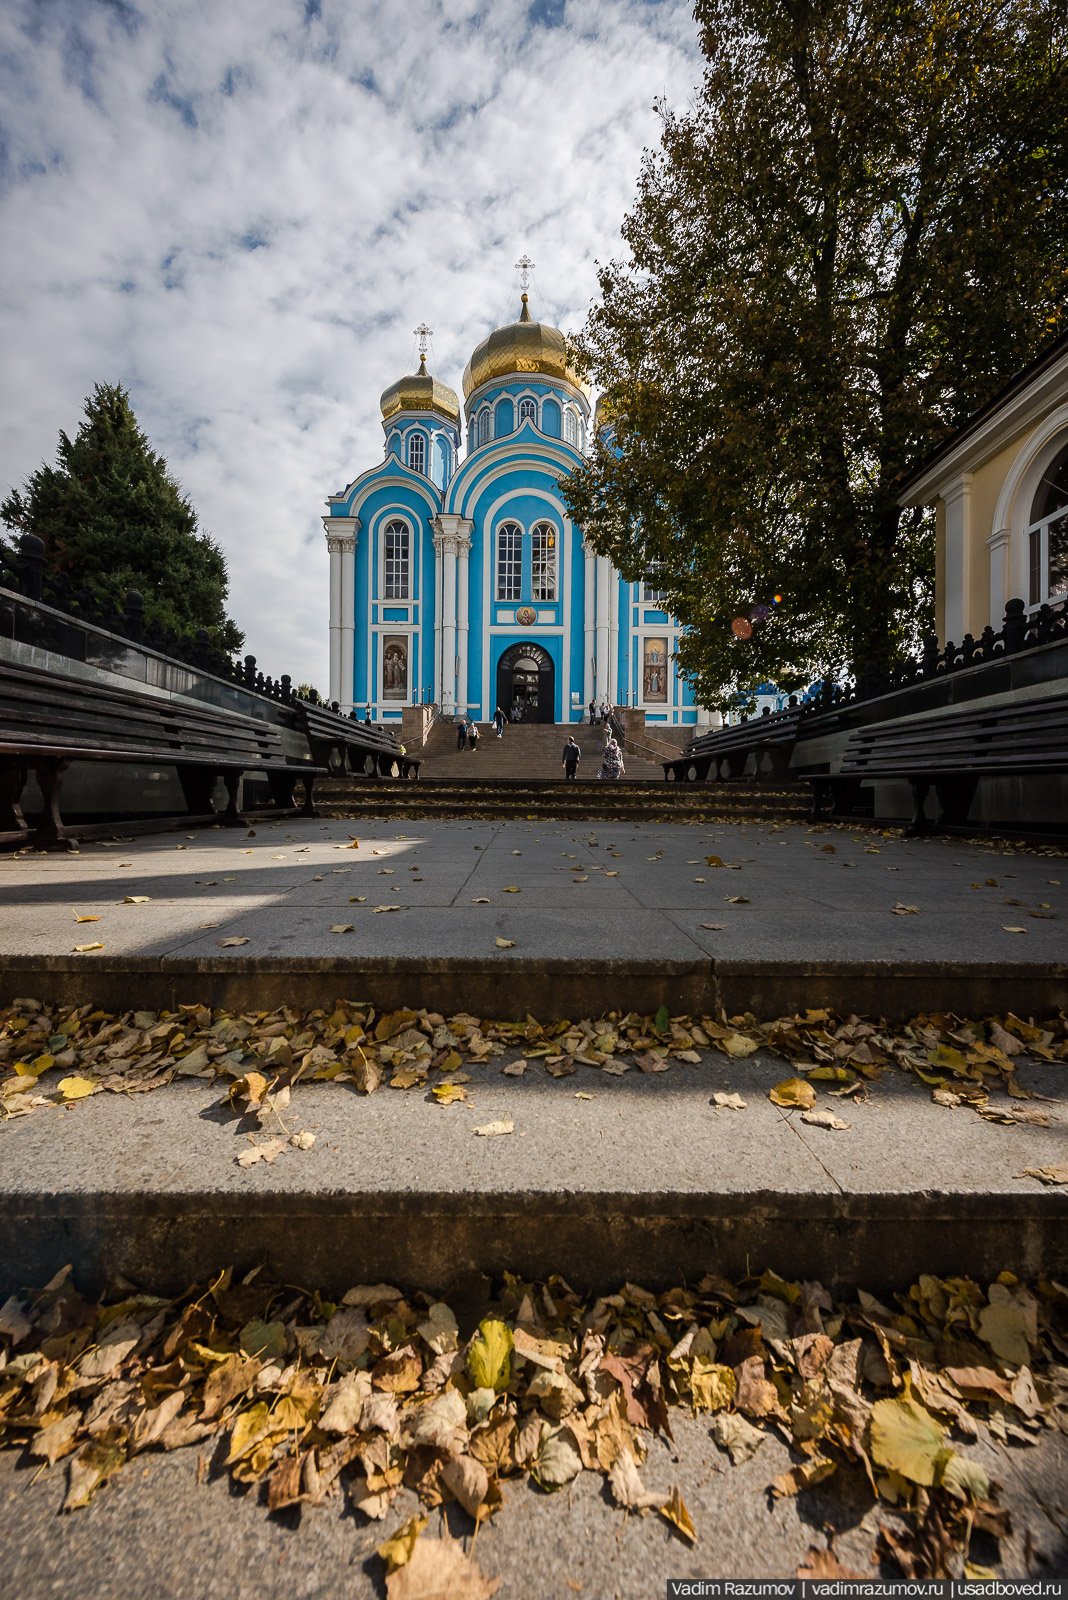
left=383, top=636, right=408, bottom=700
left=643, top=637, right=668, bottom=703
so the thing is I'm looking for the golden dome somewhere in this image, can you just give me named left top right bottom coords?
left=462, top=294, right=590, bottom=401
left=380, top=355, right=460, bottom=423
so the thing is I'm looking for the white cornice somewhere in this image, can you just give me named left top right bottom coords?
left=463, top=372, right=590, bottom=417
left=899, top=349, right=1068, bottom=506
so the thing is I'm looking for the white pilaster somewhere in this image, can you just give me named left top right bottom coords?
left=323, top=517, right=360, bottom=706
left=595, top=553, right=611, bottom=703
left=583, top=542, right=596, bottom=713
left=941, top=473, right=972, bottom=644
left=986, top=527, right=1011, bottom=628
left=455, top=532, right=472, bottom=716
left=608, top=568, right=620, bottom=707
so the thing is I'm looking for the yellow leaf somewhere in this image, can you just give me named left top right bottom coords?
left=722, top=1032, right=758, bottom=1058
left=378, top=1514, right=428, bottom=1575
left=57, top=1076, right=98, bottom=1101
left=217, top=936, right=250, bottom=947
left=502, top=886, right=521, bottom=893
left=123, top=895, right=150, bottom=904
left=869, top=1395, right=946, bottom=1486
left=15, top=1054, right=54, bottom=1078
left=373, top=905, right=400, bottom=914
left=494, top=937, right=516, bottom=948
left=724, top=895, right=750, bottom=904
left=432, top=1083, right=467, bottom=1104
left=659, top=1485, right=697, bottom=1544
left=72, top=914, right=100, bottom=923
left=72, top=942, right=104, bottom=953
left=769, top=1077, right=816, bottom=1108
left=330, top=924, right=355, bottom=934
left=466, top=1318, right=513, bottom=1391
left=705, top=855, right=724, bottom=867
left=690, top=1362, right=736, bottom=1411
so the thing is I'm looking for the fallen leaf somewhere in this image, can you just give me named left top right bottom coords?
left=531, top=1427, right=582, bottom=1490
left=123, top=895, right=150, bottom=904
left=869, top=1395, right=945, bottom=1485
left=700, top=923, right=726, bottom=930
left=608, top=1450, right=666, bottom=1511
left=467, top=1320, right=513, bottom=1391
left=384, top=1533, right=500, bottom=1600
left=1002, top=926, right=1026, bottom=934
left=473, top=1121, right=513, bottom=1138
left=1015, top=1163, right=1068, bottom=1185
left=659, top=1485, right=696, bottom=1544
left=711, top=1411, right=765, bottom=1464
left=800, top=1109, right=851, bottom=1131
left=722, top=1032, right=758, bottom=1058
left=502, top=886, right=521, bottom=893
left=217, top=937, right=250, bottom=947
left=711, top=1092, right=746, bottom=1111
left=378, top=1514, right=428, bottom=1575
left=72, top=943, right=104, bottom=953
left=724, top=895, right=750, bottom=904
left=472, top=898, right=491, bottom=904
left=374, top=905, right=401, bottom=914
left=236, top=1136, right=286, bottom=1168
left=798, top=1548, right=866, bottom=1580
left=330, top=924, right=355, bottom=934
left=769, top=1077, right=816, bottom=1109
left=494, top=938, right=516, bottom=949
left=72, top=914, right=100, bottom=923
left=891, top=903, right=920, bottom=915
left=56, top=1076, right=98, bottom=1100
left=290, top=1130, right=316, bottom=1150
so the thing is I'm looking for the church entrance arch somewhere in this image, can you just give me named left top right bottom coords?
left=496, top=642, right=555, bottom=724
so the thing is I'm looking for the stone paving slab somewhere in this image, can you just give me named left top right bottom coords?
left=2, top=1048, right=1065, bottom=1300
left=1, top=816, right=1065, bottom=1016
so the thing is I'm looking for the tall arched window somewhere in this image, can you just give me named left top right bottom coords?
left=564, top=409, right=578, bottom=447
left=1028, top=441, right=1068, bottom=606
left=495, top=399, right=514, bottom=438
left=531, top=523, right=557, bottom=601
left=478, top=409, right=492, bottom=447
left=383, top=520, right=410, bottom=599
left=496, top=522, right=523, bottom=601
left=518, top=397, right=537, bottom=427
left=407, top=433, right=425, bottom=475
left=643, top=565, right=667, bottom=605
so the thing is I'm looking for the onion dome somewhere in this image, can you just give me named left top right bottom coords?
left=462, top=294, right=590, bottom=400
left=380, top=355, right=460, bottom=423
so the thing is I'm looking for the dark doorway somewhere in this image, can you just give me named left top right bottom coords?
left=496, top=642, right=555, bottom=724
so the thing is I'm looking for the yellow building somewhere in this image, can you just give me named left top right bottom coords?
left=898, top=330, right=1068, bottom=645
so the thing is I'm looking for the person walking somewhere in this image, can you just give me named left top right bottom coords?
left=455, top=719, right=467, bottom=752
left=493, top=706, right=505, bottom=738
left=588, top=699, right=597, bottom=725
left=597, top=736, right=625, bottom=781
left=467, top=720, right=480, bottom=751
left=561, top=734, right=581, bottom=780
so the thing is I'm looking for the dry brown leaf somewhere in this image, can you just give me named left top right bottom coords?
left=1015, top=1163, right=1068, bottom=1185
left=473, top=1120, right=513, bottom=1137
left=217, top=936, right=250, bottom=947
left=385, top=1534, right=500, bottom=1600
left=769, top=1077, right=816, bottom=1109
left=659, top=1485, right=696, bottom=1544
left=800, top=1109, right=851, bottom=1131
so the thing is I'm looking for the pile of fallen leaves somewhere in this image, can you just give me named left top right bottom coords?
left=1, top=1263, right=1066, bottom=1588
left=2, top=1000, right=1066, bottom=1162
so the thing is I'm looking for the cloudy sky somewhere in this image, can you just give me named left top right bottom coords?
left=0, top=0, right=701, bottom=689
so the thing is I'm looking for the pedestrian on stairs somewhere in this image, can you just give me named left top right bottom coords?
left=493, top=706, right=505, bottom=738
left=455, top=719, right=467, bottom=752
left=468, top=720, right=480, bottom=751
left=562, top=735, right=581, bottom=780
left=588, top=699, right=597, bottom=725
left=597, top=737, right=625, bottom=781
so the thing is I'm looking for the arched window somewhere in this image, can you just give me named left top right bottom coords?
left=495, top=399, right=514, bottom=438
left=383, top=520, right=410, bottom=599
left=531, top=522, right=557, bottom=601
left=518, top=397, right=537, bottom=427
left=478, top=409, right=492, bottom=447
left=407, top=433, right=425, bottom=475
left=564, top=410, right=578, bottom=447
left=541, top=398, right=561, bottom=438
left=1028, top=441, right=1068, bottom=606
left=496, top=522, right=523, bottom=602
left=643, top=564, right=667, bottom=605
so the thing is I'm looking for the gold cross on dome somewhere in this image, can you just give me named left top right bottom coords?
left=515, top=254, right=534, bottom=290
left=413, top=323, right=433, bottom=358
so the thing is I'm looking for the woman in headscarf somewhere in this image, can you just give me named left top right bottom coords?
left=597, top=737, right=625, bottom=781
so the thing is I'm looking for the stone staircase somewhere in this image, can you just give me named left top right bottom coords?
left=415, top=720, right=668, bottom=781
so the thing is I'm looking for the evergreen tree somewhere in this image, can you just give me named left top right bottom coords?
left=562, top=0, right=1068, bottom=706
left=2, top=383, right=243, bottom=653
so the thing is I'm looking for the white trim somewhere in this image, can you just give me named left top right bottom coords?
left=375, top=625, right=415, bottom=708
left=378, top=513, right=414, bottom=602
left=899, top=349, right=1068, bottom=506
left=463, top=371, right=591, bottom=418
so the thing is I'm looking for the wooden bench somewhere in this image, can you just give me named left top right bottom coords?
left=295, top=700, right=421, bottom=780
left=663, top=704, right=807, bottom=782
left=0, top=660, right=326, bottom=849
left=807, top=691, right=1068, bottom=832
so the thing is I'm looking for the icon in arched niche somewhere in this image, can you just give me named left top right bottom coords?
left=643, top=637, right=668, bottom=703
left=383, top=636, right=408, bottom=700
left=516, top=605, right=537, bottom=626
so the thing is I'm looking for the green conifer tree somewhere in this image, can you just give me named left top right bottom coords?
left=2, top=383, right=243, bottom=653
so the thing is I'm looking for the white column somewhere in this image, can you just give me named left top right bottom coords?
left=455, top=532, right=472, bottom=716
left=583, top=542, right=596, bottom=713
left=608, top=568, right=620, bottom=707
left=338, top=532, right=357, bottom=713
left=432, top=531, right=458, bottom=715
left=595, top=554, right=611, bottom=704
left=987, top=527, right=1011, bottom=629
left=325, top=534, right=343, bottom=704
left=942, top=472, right=972, bottom=644
left=434, top=532, right=444, bottom=708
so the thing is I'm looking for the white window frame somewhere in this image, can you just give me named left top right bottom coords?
left=496, top=521, right=523, bottom=602
left=478, top=409, right=492, bottom=447
left=564, top=409, right=578, bottom=447
left=383, top=518, right=411, bottom=600
left=642, top=566, right=667, bottom=604
left=531, top=521, right=557, bottom=602
left=517, top=396, right=537, bottom=429
left=1027, top=506, right=1068, bottom=607
left=407, top=432, right=426, bottom=475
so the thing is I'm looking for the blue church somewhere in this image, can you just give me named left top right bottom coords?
left=323, top=289, right=706, bottom=729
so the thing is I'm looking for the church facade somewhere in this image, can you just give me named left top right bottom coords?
left=323, top=294, right=704, bottom=727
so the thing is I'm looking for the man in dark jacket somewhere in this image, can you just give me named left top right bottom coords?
left=562, top=735, right=581, bottom=780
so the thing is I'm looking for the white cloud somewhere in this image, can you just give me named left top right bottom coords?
left=0, top=0, right=700, bottom=688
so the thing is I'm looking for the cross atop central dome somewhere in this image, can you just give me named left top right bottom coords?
left=461, top=294, right=590, bottom=401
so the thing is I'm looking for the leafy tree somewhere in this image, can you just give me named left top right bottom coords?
left=2, top=383, right=244, bottom=653
left=563, top=0, right=1068, bottom=706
